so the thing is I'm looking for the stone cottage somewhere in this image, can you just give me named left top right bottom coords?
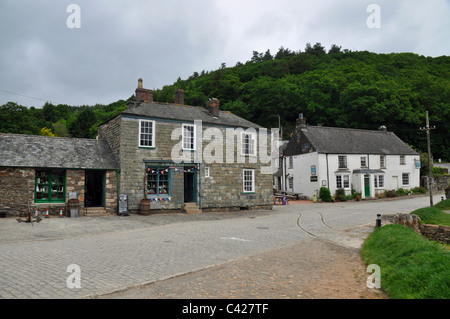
left=0, top=134, right=119, bottom=217
left=98, top=79, right=274, bottom=214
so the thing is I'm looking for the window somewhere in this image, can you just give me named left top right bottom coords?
left=243, top=169, right=255, bottom=193
left=205, top=167, right=210, bottom=178
left=400, top=155, right=406, bottom=165
left=380, top=155, right=386, bottom=169
left=182, top=124, right=196, bottom=150
left=139, top=120, right=155, bottom=147
left=336, top=174, right=350, bottom=189
left=374, top=174, right=385, bottom=188
left=338, top=156, right=347, bottom=169
left=289, top=157, right=294, bottom=169
left=241, top=132, right=255, bottom=156
left=361, top=156, right=367, bottom=168
left=147, top=167, right=171, bottom=196
left=35, top=170, right=65, bottom=202
left=402, top=173, right=410, bottom=186
left=288, top=177, right=294, bottom=190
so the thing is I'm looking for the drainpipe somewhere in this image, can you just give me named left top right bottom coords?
left=326, top=153, right=330, bottom=189
left=198, top=163, right=202, bottom=209
left=116, top=169, right=120, bottom=196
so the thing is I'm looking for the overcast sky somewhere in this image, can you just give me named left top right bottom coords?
left=1, top=0, right=449, bottom=108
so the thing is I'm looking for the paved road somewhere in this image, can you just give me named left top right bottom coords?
left=0, top=194, right=441, bottom=299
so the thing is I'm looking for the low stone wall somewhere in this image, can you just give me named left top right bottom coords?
left=381, top=213, right=450, bottom=244
left=419, top=224, right=450, bottom=245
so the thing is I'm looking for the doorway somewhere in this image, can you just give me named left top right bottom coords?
left=184, top=171, right=197, bottom=203
left=364, top=175, right=371, bottom=197
left=85, top=170, right=105, bottom=207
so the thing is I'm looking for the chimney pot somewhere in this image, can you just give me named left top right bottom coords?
left=296, top=116, right=307, bottom=129
left=174, top=88, right=184, bottom=105
left=135, top=78, right=153, bottom=102
left=206, top=98, right=220, bottom=117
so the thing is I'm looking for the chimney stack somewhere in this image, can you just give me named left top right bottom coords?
left=296, top=113, right=307, bottom=129
left=206, top=98, right=220, bottom=117
left=135, top=78, right=153, bottom=102
left=174, top=89, right=184, bottom=105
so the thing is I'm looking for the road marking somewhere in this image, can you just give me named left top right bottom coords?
left=221, top=237, right=252, bottom=242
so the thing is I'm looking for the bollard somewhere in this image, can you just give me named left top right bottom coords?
left=376, top=214, right=381, bottom=228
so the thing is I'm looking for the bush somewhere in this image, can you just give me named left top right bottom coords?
left=397, top=188, right=407, bottom=196
left=385, top=190, right=397, bottom=198
left=319, top=187, right=332, bottom=202
left=412, top=187, right=426, bottom=194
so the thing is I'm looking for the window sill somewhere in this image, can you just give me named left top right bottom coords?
left=139, top=146, right=156, bottom=149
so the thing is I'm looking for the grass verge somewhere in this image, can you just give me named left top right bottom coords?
left=411, top=199, right=450, bottom=226
left=361, top=224, right=450, bottom=299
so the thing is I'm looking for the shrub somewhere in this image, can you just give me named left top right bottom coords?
left=397, top=188, right=406, bottom=196
left=385, top=190, right=397, bottom=198
left=319, top=187, right=332, bottom=202
left=412, top=187, right=426, bottom=194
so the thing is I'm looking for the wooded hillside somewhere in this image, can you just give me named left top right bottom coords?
left=1, top=43, right=449, bottom=160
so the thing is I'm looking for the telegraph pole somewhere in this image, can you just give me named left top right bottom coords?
left=420, top=111, right=436, bottom=207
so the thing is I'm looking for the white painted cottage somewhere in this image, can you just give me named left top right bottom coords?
left=282, top=117, right=421, bottom=200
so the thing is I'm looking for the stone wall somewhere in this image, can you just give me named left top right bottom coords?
left=422, top=175, right=450, bottom=191
left=419, top=224, right=450, bottom=244
left=381, top=213, right=450, bottom=244
left=0, top=167, right=35, bottom=216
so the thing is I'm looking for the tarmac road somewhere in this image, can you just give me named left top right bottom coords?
left=0, top=193, right=442, bottom=299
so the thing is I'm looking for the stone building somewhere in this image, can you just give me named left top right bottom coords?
left=98, top=79, right=274, bottom=213
left=0, top=134, right=119, bottom=217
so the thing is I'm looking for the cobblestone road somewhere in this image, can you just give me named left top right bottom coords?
left=0, top=194, right=441, bottom=299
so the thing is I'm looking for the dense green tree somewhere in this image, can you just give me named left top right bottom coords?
left=68, top=109, right=96, bottom=138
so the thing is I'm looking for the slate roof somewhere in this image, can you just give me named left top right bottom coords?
left=284, top=126, right=419, bottom=156
left=0, top=134, right=119, bottom=170
left=121, top=101, right=262, bottom=129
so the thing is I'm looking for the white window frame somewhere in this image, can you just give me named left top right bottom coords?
left=182, top=124, right=196, bottom=151
left=289, top=157, right=294, bottom=169
left=139, top=120, right=155, bottom=148
left=380, top=155, right=386, bottom=169
left=361, top=156, right=367, bottom=168
left=402, top=173, right=410, bottom=186
left=288, top=177, right=294, bottom=190
left=374, top=174, right=385, bottom=188
left=243, top=169, right=255, bottom=193
left=336, top=174, right=350, bottom=189
left=338, top=155, right=347, bottom=169
left=205, top=167, right=210, bottom=178
left=241, top=132, right=256, bottom=156
left=400, top=155, right=406, bottom=165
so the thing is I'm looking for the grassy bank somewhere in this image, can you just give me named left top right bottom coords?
left=411, top=199, right=450, bottom=226
left=361, top=224, right=450, bottom=299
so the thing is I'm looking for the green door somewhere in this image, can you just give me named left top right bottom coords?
left=364, top=176, right=370, bottom=197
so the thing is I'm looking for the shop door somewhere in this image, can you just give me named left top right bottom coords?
left=85, top=171, right=105, bottom=207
